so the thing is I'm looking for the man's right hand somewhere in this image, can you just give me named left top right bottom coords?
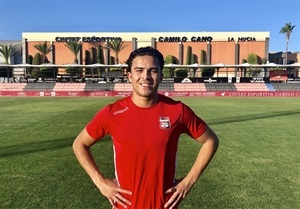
left=96, top=178, right=132, bottom=209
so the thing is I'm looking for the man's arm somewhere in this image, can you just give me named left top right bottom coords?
left=73, top=127, right=132, bottom=208
left=164, top=126, right=219, bottom=209
left=183, top=126, right=219, bottom=186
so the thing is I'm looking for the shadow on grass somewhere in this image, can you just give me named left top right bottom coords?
left=209, top=110, right=300, bottom=125
left=1, top=110, right=299, bottom=158
left=0, top=136, right=112, bottom=158
left=0, top=137, right=74, bottom=158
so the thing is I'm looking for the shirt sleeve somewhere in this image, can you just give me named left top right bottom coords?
left=180, top=103, right=207, bottom=139
left=86, top=105, right=111, bottom=140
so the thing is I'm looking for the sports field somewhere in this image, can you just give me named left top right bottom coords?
left=1, top=97, right=299, bottom=209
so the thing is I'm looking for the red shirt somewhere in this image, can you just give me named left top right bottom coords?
left=86, top=94, right=207, bottom=209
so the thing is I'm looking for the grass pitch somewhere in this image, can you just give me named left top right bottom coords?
left=0, top=97, right=299, bottom=208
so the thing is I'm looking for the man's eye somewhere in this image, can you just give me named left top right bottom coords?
left=151, top=69, right=158, bottom=73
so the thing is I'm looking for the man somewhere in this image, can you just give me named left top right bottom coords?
left=73, top=46, right=219, bottom=209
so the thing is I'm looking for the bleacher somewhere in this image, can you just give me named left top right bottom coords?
left=159, top=83, right=174, bottom=91
left=205, top=83, right=236, bottom=91
left=234, top=83, right=269, bottom=91
left=0, top=83, right=26, bottom=91
left=23, top=83, right=55, bottom=91
left=85, top=83, right=114, bottom=91
left=1, top=82, right=300, bottom=94
left=271, top=83, right=300, bottom=91
left=114, top=83, right=133, bottom=91
left=174, top=83, right=186, bottom=91
left=183, top=83, right=206, bottom=91
left=52, top=83, right=86, bottom=91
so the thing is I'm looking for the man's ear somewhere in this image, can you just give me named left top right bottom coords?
left=127, top=72, right=132, bottom=83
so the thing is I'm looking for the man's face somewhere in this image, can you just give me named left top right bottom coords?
left=127, top=55, right=163, bottom=98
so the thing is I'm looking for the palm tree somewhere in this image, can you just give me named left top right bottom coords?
left=33, top=41, right=52, bottom=63
left=65, top=41, right=82, bottom=64
left=0, top=44, right=16, bottom=64
left=0, top=44, right=16, bottom=82
left=280, top=22, right=296, bottom=65
left=107, top=39, right=127, bottom=64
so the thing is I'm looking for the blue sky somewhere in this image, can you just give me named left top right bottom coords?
left=0, top=0, right=299, bottom=52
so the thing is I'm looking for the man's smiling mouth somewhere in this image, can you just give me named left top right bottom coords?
left=140, top=83, right=152, bottom=87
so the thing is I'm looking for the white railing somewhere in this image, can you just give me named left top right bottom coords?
left=0, top=63, right=299, bottom=69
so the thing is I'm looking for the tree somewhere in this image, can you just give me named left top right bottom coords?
left=33, top=53, right=42, bottom=65
left=84, top=50, right=92, bottom=76
left=247, top=52, right=258, bottom=64
left=33, top=41, right=52, bottom=63
left=247, top=53, right=260, bottom=77
left=280, top=22, right=296, bottom=65
left=163, top=54, right=177, bottom=78
left=0, top=44, right=17, bottom=82
left=185, top=46, right=192, bottom=65
left=185, top=46, right=193, bottom=77
left=65, top=41, right=82, bottom=64
left=0, top=44, right=16, bottom=64
left=97, top=45, right=104, bottom=64
left=27, top=55, right=33, bottom=75
left=199, top=49, right=211, bottom=77
left=201, top=68, right=215, bottom=78
left=97, top=45, right=105, bottom=76
left=199, top=49, right=207, bottom=65
left=32, top=53, right=42, bottom=77
left=91, top=47, right=97, bottom=64
left=107, top=39, right=127, bottom=64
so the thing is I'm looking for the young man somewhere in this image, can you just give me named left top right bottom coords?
left=73, top=46, right=219, bottom=209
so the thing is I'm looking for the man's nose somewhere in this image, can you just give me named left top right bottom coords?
left=141, top=70, right=151, bottom=78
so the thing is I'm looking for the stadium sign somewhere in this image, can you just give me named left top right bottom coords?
left=55, top=37, right=122, bottom=42
left=1, top=91, right=300, bottom=97
left=54, top=36, right=257, bottom=43
left=228, top=37, right=257, bottom=42
left=269, top=70, right=288, bottom=81
left=158, top=36, right=257, bottom=42
left=158, top=36, right=213, bottom=42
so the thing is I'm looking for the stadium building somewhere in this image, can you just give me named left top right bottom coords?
left=22, top=32, right=270, bottom=66
left=22, top=31, right=270, bottom=78
left=1, top=31, right=300, bottom=85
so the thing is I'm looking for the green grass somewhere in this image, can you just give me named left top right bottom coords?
left=0, top=97, right=299, bottom=209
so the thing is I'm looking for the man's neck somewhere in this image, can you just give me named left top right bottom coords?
left=131, top=94, right=159, bottom=108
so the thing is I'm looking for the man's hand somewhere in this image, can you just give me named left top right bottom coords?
left=96, top=178, right=132, bottom=209
left=164, top=178, right=193, bottom=209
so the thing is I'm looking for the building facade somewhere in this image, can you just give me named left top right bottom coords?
left=22, top=31, right=270, bottom=77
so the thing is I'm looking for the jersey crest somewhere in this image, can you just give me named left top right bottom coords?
left=159, top=117, right=171, bottom=129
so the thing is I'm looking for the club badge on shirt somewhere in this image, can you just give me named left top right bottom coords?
left=159, top=117, right=171, bottom=129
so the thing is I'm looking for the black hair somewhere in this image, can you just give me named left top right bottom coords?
left=126, top=46, right=164, bottom=72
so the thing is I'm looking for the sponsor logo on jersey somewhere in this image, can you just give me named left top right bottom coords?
left=159, top=117, right=171, bottom=129
left=113, top=107, right=129, bottom=115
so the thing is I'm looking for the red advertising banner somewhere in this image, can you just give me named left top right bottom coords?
left=269, top=70, right=288, bottom=81
left=1, top=91, right=300, bottom=97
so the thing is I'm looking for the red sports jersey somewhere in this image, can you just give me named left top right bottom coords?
left=86, top=94, right=207, bottom=209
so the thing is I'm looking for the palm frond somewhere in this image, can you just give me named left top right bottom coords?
left=64, top=41, right=82, bottom=63
left=106, top=39, right=127, bottom=64
left=0, top=44, right=16, bottom=64
left=33, top=41, right=52, bottom=54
